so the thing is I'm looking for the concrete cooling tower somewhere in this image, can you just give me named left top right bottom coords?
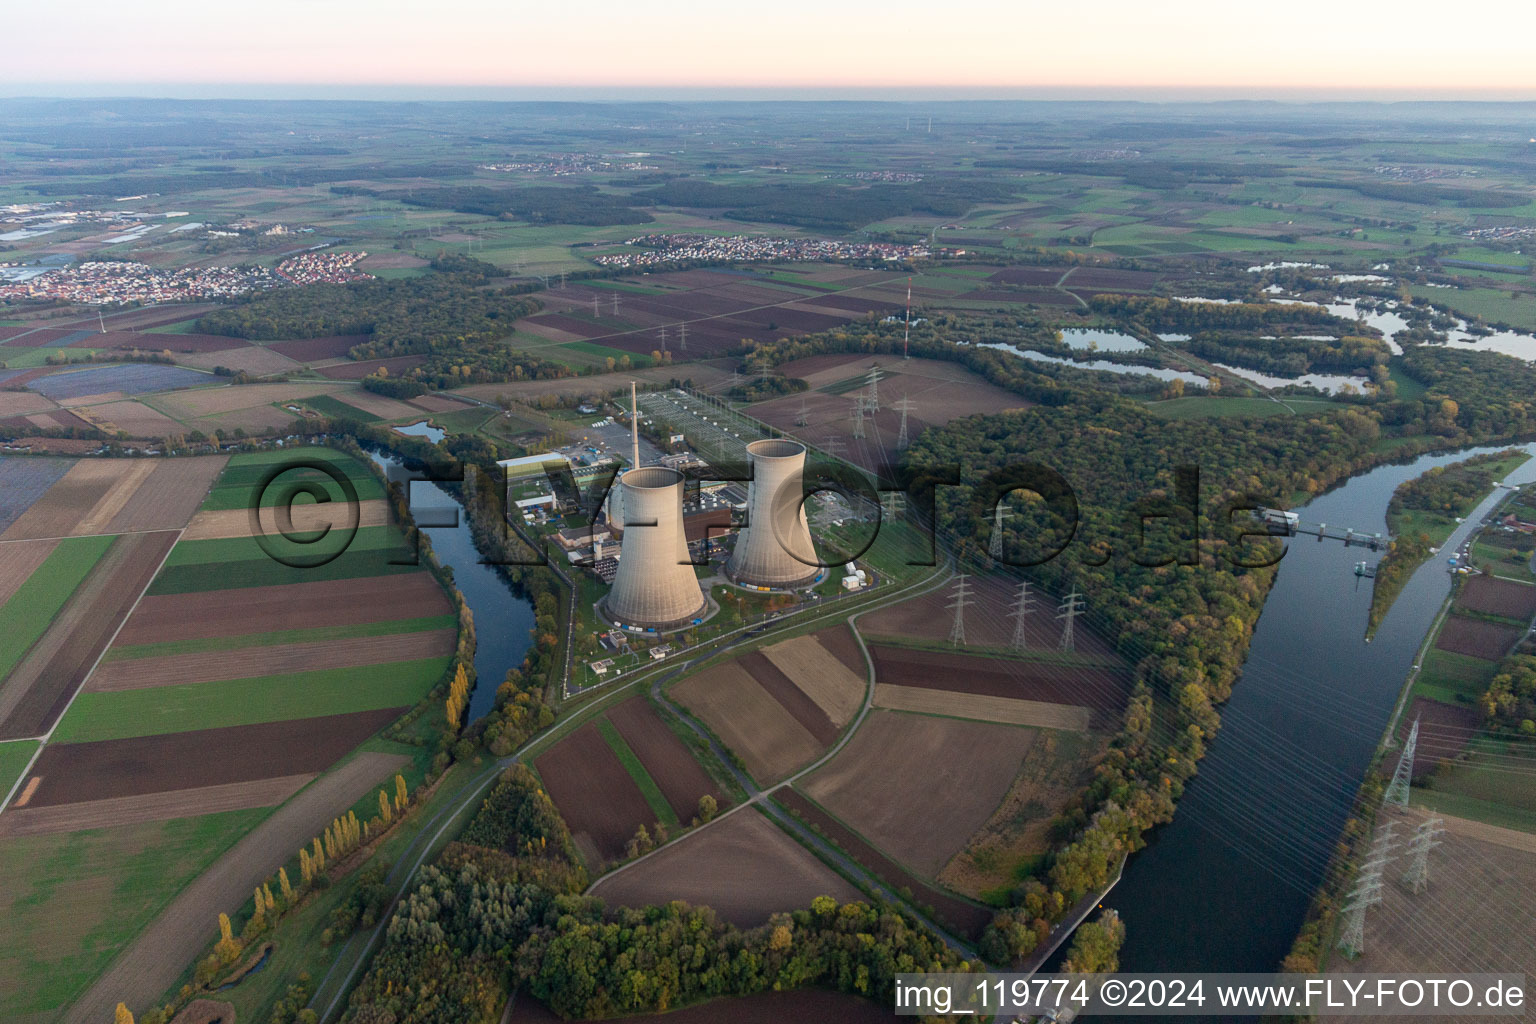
left=601, top=466, right=707, bottom=629
left=726, top=439, right=820, bottom=588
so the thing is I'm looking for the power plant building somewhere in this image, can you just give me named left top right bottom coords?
left=727, top=439, right=821, bottom=589
left=600, top=466, right=708, bottom=630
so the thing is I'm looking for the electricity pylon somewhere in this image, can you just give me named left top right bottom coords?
left=796, top=397, right=809, bottom=427
left=1402, top=818, right=1444, bottom=895
left=894, top=395, right=913, bottom=450
left=947, top=574, right=972, bottom=647
left=659, top=326, right=668, bottom=355
left=592, top=296, right=601, bottom=317
left=1384, top=718, right=1420, bottom=807
left=1010, top=581, right=1035, bottom=652
left=1337, top=823, right=1399, bottom=958
left=1057, top=591, right=1083, bottom=652
left=678, top=323, right=687, bottom=352
left=989, top=503, right=1015, bottom=560
left=851, top=397, right=866, bottom=439
left=881, top=490, right=905, bottom=519
left=865, top=366, right=882, bottom=412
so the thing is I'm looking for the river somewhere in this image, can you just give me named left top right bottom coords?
left=1107, top=443, right=1536, bottom=998
left=369, top=450, right=536, bottom=722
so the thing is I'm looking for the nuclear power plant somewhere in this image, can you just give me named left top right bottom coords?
left=727, top=438, right=821, bottom=589
left=600, top=466, right=709, bottom=629
left=598, top=383, right=709, bottom=631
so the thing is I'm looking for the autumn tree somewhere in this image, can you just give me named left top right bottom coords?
left=115, top=1001, right=134, bottom=1024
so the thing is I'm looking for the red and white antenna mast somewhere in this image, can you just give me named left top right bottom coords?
left=903, top=277, right=912, bottom=359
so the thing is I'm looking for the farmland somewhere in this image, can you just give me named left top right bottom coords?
left=671, top=657, right=823, bottom=785
left=0, top=446, right=458, bottom=1020
left=1433, top=613, right=1524, bottom=660
left=589, top=808, right=858, bottom=926
left=801, top=710, right=1038, bottom=875
left=534, top=696, right=730, bottom=869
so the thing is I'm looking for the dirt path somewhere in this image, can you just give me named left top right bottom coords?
left=69, top=751, right=409, bottom=1024
left=1434, top=810, right=1536, bottom=855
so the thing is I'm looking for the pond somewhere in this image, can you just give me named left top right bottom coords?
left=1208, top=362, right=1370, bottom=396
left=394, top=420, right=446, bottom=443
left=978, top=343, right=1207, bottom=386
left=1059, top=328, right=1146, bottom=352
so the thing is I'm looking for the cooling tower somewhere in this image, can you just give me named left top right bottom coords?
left=601, top=467, right=707, bottom=629
left=727, top=439, right=820, bottom=588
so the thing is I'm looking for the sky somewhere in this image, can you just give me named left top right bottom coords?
left=4, top=0, right=1535, bottom=99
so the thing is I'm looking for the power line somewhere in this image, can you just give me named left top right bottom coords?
left=1010, top=580, right=1035, bottom=652
left=1401, top=817, right=1444, bottom=895
left=894, top=395, right=914, bottom=451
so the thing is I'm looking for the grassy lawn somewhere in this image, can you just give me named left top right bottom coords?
left=596, top=716, right=679, bottom=829
left=51, top=656, right=451, bottom=742
left=1409, top=648, right=1500, bottom=706
left=0, top=808, right=269, bottom=1021
left=1141, top=395, right=1293, bottom=419
left=0, top=534, right=114, bottom=682
left=0, top=739, right=38, bottom=796
left=102, top=612, right=456, bottom=662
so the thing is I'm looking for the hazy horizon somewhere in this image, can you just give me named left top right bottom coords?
left=5, top=0, right=1535, bottom=100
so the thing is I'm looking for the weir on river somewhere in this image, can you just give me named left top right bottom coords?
left=1105, top=444, right=1536, bottom=1000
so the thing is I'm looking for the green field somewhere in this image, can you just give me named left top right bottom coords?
left=596, top=716, right=679, bottom=829
left=1410, top=648, right=1501, bottom=707
left=148, top=527, right=417, bottom=594
left=0, top=739, right=38, bottom=798
left=51, top=656, right=450, bottom=743
left=0, top=808, right=269, bottom=1020
left=198, top=448, right=385, bottom=511
left=0, top=534, right=114, bottom=682
left=1416, top=757, right=1536, bottom=834
left=300, top=394, right=384, bottom=423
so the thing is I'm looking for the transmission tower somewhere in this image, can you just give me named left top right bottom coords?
left=989, top=503, right=1015, bottom=560
left=659, top=326, right=668, bottom=355
left=677, top=322, right=687, bottom=352
left=902, top=277, right=912, bottom=359
left=612, top=294, right=620, bottom=316
left=559, top=272, right=567, bottom=290
left=947, top=574, right=973, bottom=647
left=894, top=395, right=913, bottom=450
left=880, top=490, right=906, bottom=519
left=1010, top=581, right=1035, bottom=652
left=865, top=366, right=882, bottom=412
left=592, top=296, right=601, bottom=318
left=820, top=436, right=847, bottom=457
left=796, top=397, right=809, bottom=427
left=851, top=397, right=866, bottom=439
left=1401, top=818, right=1444, bottom=894
left=1337, top=823, right=1399, bottom=959
left=1057, top=591, right=1084, bottom=652
left=1384, top=717, right=1420, bottom=807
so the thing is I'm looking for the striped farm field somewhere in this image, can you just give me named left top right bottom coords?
left=196, top=447, right=385, bottom=511
left=101, top=612, right=456, bottom=661
left=50, top=656, right=451, bottom=743
left=0, top=534, right=112, bottom=683
left=146, top=527, right=418, bottom=594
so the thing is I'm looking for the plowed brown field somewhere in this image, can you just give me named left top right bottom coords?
left=0, top=774, right=315, bottom=836
left=0, top=538, right=57, bottom=606
left=590, top=809, right=858, bottom=926
left=760, top=633, right=865, bottom=727
left=868, top=645, right=1130, bottom=730
left=802, top=710, right=1036, bottom=875
left=20, top=708, right=402, bottom=806
left=1456, top=575, right=1536, bottom=621
left=103, top=455, right=228, bottom=534
left=182, top=497, right=389, bottom=541
left=606, top=698, right=723, bottom=824
left=1434, top=614, right=1523, bottom=659
left=672, top=662, right=821, bottom=785
left=535, top=722, right=655, bottom=866
left=89, top=628, right=455, bottom=691
left=117, top=572, right=451, bottom=644
left=0, top=459, right=157, bottom=540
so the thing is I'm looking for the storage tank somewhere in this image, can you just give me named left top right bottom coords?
left=600, top=467, right=706, bottom=629
left=727, top=439, right=820, bottom=588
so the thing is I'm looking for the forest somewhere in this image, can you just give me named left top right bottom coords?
left=1085, top=294, right=1362, bottom=334
left=639, top=177, right=1018, bottom=231
left=1482, top=654, right=1536, bottom=735
left=393, top=185, right=654, bottom=225
left=1183, top=333, right=1390, bottom=377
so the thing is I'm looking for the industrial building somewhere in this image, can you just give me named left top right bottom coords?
left=598, top=465, right=709, bottom=631
left=726, top=438, right=821, bottom=589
